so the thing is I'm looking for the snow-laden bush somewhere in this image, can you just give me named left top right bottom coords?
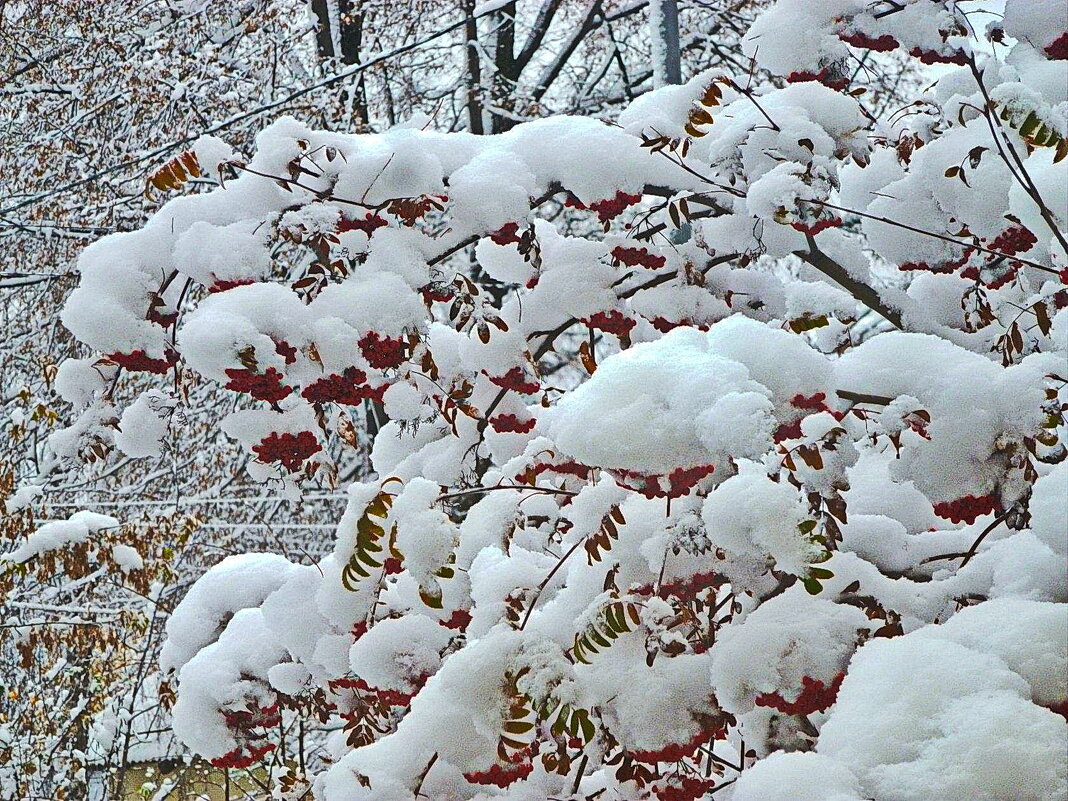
left=42, top=0, right=1068, bottom=797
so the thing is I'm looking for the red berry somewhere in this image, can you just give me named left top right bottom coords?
left=584, top=191, right=643, bottom=223
left=338, top=213, right=388, bottom=236
left=224, top=367, right=293, bottom=403
left=359, top=331, right=408, bottom=370
left=1045, top=33, right=1068, bottom=60
left=785, top=69, right=849, bottom=91
left=791, top=217, right=842, bottom=235
left=611, top=245, right=667, bottom=270
left=252, top=431, right=322, bottom=472
left=439, top=608, right=472, bottom=631
left=489, top=414, right=537, bottom=434
left=301, top=367, right=376, bottom=405
left=463, top=760, right=534, bottom=788
left=209, top=278, right=255, bottom=293
left=627, top=726, right=725, bottom=764
left=932, top=493, right=1000, bottom=524
left=584, top=310, right=636, bottom=336
left=108, top=349, right=179, bottom=375
left=909, top=47, right=967, bottom=65
left=839, top=31, right=900, bottom=52
left=488, top=366, right=541, bottom=395
left=489, top=222, right=522, bottom=245
left=754, top=672, right=845, bottom=716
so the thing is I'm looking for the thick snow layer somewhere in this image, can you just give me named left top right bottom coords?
left=818, top=616, right=1068, bottom=801
left=548, top=326, right=770, bottom=473
left=1, top=511, right=119, bottom=564
left=114, top=390, right=175, bottom=458
left=171, top=607, right=287, bottom=760
left=710, top=590, right=871, bottom=715
left=702, top=466, right=817, bottom=576
left=47, top=3, right=1068, bottom=797
left=160, top=553, right=298, bottom=674
left=1030, top=462, right=1068, bottom=556
left=730, top=751, right=864, bottom=801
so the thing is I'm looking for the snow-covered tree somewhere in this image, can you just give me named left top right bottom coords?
left=2, top=3, right=783, bottom=796
left=6, top=0, right=1068, bottom=799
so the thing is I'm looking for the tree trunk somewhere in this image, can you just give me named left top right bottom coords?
left=309, top=0, right=336, bottom=60
left=337, top=0, right=369, bottom=126
left=463, top=0, right=485, bottom=134
left=491, top=1, right=519, bottom=132
left=652, top=0, right=682, bottom=86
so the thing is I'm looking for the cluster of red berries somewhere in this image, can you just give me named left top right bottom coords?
left=774, top=393, right=844, bottom=442
left=899, top=256, right=964, bottom=274
left=211, top=742, right=276, bottom=770
left=613, top=465, right=716, bottom=500
left=1048, top=699, right=1068, bottom=720
left=791, top=217, right=843, bottom=236
left=222, top=703, right=281, bottom=730
left=612, top=245, right=667, bottom=270
left=517, top=460, right=592, bottom=484
left=338, top=213, right=388, bottom=237
left=490, top=222, right=523, bottom=246
left=959, top=226, right=1038, bottom=289
left=208, top=278, right=255, bottom=293
left=990, top=225, right=1038, bottom=257
left=650, top=316, right=708, bottom=334
left=567, top=191, right=643, bottom=223
left=653, top=776, right=718, bottom=801
left=252, top=431, right=322, bottom=472
left=960, top=262, right=1019, bottom=290
left=633, top=571, right=724, bottom=602
left=382, top=556, right=404, bottom=575
left=358, top=331, right=408, bottom=370
left=585, top=310, right=636, bottom=336
left=489, top=414, right=537, bottom=434
left=791, top=392, right=830, bottom=411
left=932, top=493, right=1000, bottom=524
left=147, top=299, right=178, bottom=328
left=489, top=366, right=542, bottom=395
left=909, top=46, right=969, bottom=65
left=439, top=607, right=472, bottom=631
left=225, top=367, right=293, bottom=403
left=755, top=672, right=845, bottom=716
left=839, top=31, right=900, bottom=52
left=301, top=367, right=386, bottom=405
left=463, top=753, right=535, bottom=788
left=1045, top=33, right=1068, bottom=60
left=785, top=69, right=849, bottom=91
left=358, top=676, right=424, bottom=707
left=108, top=349, right=179, bottom=375
left=627, top=725, right=726, bottom=765
left=909, top=47, right=967, bottom=65
left=421, top=286, right=455, bottom=304
left=387, top=195, right=445, bottom=226
left=274, top=339, right=297, bottom=364
left=330, top=675, right=426, bottom=706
